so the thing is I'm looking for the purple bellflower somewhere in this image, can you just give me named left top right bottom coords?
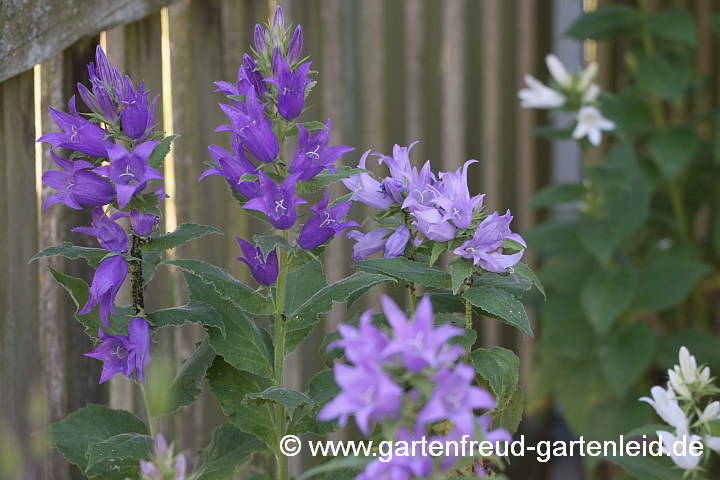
left=346, top=228, right=391, bottom=261
left=400, top=159, right=437, bottom=211
left=78, top=255, right=129, bottom=326
left=200, top=138, right=262, bottom=199
left=411, top=206, right=456, bottom=242
left=140, top=434, right=187, bottom=480
left=236, top=238, right=279, bottom=286
left=243, top=172, right=307, bottom=229
left=384, top=225, right=410, bottom=258
left=290, top=120, right=355, bottom=181
left=72, top=207, right=129, bottom=254
left=287, top=25, right=304, bottom=64
left=254, top=24, right=268, bottom=52
left=87, top=46, right=124, bottom=94
left=378, top=142, right=417, bottom=189
left=266, top=48, right=311, bottom=121
left=380, top=296, right=464, bottom=372
left=453, top=210, right=526, bottom=273
left=330, top=309, right=390, bottom=366
left=343, top=151, right=394, bottom=210
left=118, top=83, right=158, bottom=140
left=416, top=364, right=495, bottom=435
left=217, top=92, right=279, bottom=162
left=272, top=5, right=285, bottom=31
left=85, top=317, right=152, bottom=383
left=317, top=362, right=404, bottom=435
left=357, top=428, right=432, bottom=480
left=297, top=190, right=358, bottom=249
left=93, top=142, right=162, bottom=209
left=41, top=152, right=115, bottom=211
left=112, top=209, right=159, bottom=237
left=77, top=78, right=118, bottom=122
left=38, top=96, right=114, bottom=157
left=432, top=159, right=485, bottom=230
left=215, top=54, right=268, bottom=99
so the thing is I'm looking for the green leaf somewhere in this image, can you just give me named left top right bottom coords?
left=450, top=327, right=477, bottom=350
left=287, top=271, right=395, bottom=333
left=254, top=234, right=293, bottom=259
left=462, top=286, right=533, bottom=337
left=85, top=433, right=152, bottom=477
left=512, top=262, right=545, bottom=300
left=244, top=387, right=313, bottom=420
left=657, top=330, right=720, bottom=375
left=580, top=266, right=635, bottom=334
left=289, top=370, right=341, bottom=436
left=636, top=53, right=691, bottom=105
left=30, top=242, right=110, bottom=267
left=185, top=273, right=274, bottom=379
left=532, top=125, right=573, bottom=139
left=577, top=219, right=619, bottom=266
left=471, top=347, right=520, bottom=410
left=646, top=9, right=695, bottom=45
left=355, top=257, right=451, bottom=289
left=566, top=5, right=640, bottom=39
left=189, top=424, right=264, bottom=480
left=284, top=260, right=328, bottom=353
left=164, top=259, right=273, bottom=315
left=429, top=241, right=447, bottom=267
left=45, top=404, right=148, bottom=478
left=147, top=300, right=225, bottom=337
left=296, top=166, right=369, bottom=194
left=295, top=456, right=371, bottom=480
left=633, top=257, right=710, bottom=312
left=148, top=134, right=179, bottom=169
left=606, top=455, right=684, bottom=480
left=530, top=183, right=585, bottom=208
left=142, top=250, right=163, bottom=287
left=207, top=357, right=276, bottom=452
left=142, top=223, right=222, bottom=252
left=449, top=258, right=473, bottom=295
left=492, top=386, right=524, bottom=434
left=125, top=192, right=162, bottom=216
left=598, top=323, right=656, bottom=398
left=648, top=127, right=700, bottom=180
left=167, top=336, right=216, bottom=414
left=284, top=120, right=329, bottom=136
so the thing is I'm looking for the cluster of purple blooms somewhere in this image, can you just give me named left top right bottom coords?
left=343, top=144, right=527, bottom=273
left=201, top=6, right=357, bottom=286
left=140, top=434, right=187, bottom=480
left=38, top=46, right=162, bottom=384
left=319, top=296, right=510, bottom=479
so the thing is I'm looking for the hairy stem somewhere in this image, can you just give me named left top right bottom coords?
left=407, top=282, right=417, bottom=313
left=140, top=385, right=158, bottom=438
left=465, top=299, right=473, bottom=331
left=274, top=230, right=289, bottom=480
left=129, top=235, right=146, bottom=313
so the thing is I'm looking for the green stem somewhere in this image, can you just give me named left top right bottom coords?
left=465, top=299, right=473, bottom=330
left=407, top=282, right=417, bottom=313
left=140, top=385, right=158, bottom=438
left=274, top=230, right=289, bottom=480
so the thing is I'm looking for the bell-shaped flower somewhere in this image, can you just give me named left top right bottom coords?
left=572, top=106, right=615, bottom=146
left=243, top=172, right=306, bottom=229
left=411, top=206, right=456, bottom=242
left=518, top=74, right=566, bottom=109
left=432, top=159, right=484, bottom=230
left=378, top=142, right=417, bottom=187
left=77, top=78, right=118, bottom=122
left=288, top=25, right=304, bottom=64
left=416, top=364, right=495, bottom=435
left=41, top=152, right=115, bottom=211
left=453, top=210, right=526, bottom=273
left=113, top=209, right=160, bottom=237
left=254, top=24, right=268, bottom=52
left=38, top=96, right=114, bottom=157
left=699, top=401, right=720, bottom=423
left=656, top=430, right=703, bottom=471
left=93, top=142, right=163, bottom=209
left=201, top=138, right=262, bottom=199
left=217, top=92, right=279, bottom=162
left=72, top=207, right=129, bottom=254
left=235, top=238, right=279, bottom=286
left=290, top=120, right=355, bottom=181
left=329, top=310, right=390, bottom=366
left=78, top=255, right=129, bottom=326
left=297, top=190, right=358, bottom=249
left=401, top=159, right=437, bottom=211
left=357, top=427, right=432, bottom=480
left=380, top=296, right=464, bottom=372
left=118, top=83, right=158, bottom=140
left=343, top=151, right=394, bottom=210
left=214, top=54, right=267, bottom=99
left=266, top=48, right=312, bottom=120
left=87, top=46, right=124, bottom=94
left=640, top=385, right=688, bottom=432
left=346, top=228, right=391, bottom=261
left=85, top=317, right=152, bottom=383
left=384, top=225, right=410, bottom=258
left=317, top=362, right=404, bottom=435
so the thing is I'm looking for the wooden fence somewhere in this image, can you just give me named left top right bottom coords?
left=0, top=0, right=566, bottom=478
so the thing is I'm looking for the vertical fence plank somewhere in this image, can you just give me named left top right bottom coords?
left=441, top=0, right=467, bottom=171
left=0, top=70, right=41, bottom=480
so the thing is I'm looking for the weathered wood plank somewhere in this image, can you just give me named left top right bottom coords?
left=0, top=0, right=184, bottom=82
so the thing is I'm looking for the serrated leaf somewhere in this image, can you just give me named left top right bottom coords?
left=31, top=242, right=110, bottom=267
left=164, top=259, right=273, bottom=315
left=429, top=241, right=447, bottom=267
left=449, top=258, right=473, bottom=295
left=471, top=347, right=520, bottom=409
left=166, top=336, right=216, bottom=414
left=462, top=286, right=533, bottom=337
left=295, top=456, right=371, bottom=480
left=648, top=127, right=700, bottom=180
left=355, top=257, right=451, bottom=289
left=244, top=387, right=313, bottom=420
left=598, top=323, right=656, bottom=398
left=148, top=134, right=179, bottom=169
left=287, top=271, right=395, bottom=333
left=45, top=405, right=148, bottom=478
left=580, top=266, right=635, bottom=334
left=189, top=423, right=264, bottom=480
left=142, top=250, right=162, bottom=287
left=289, top=370, right=341, bottom=436
left=634, top=257, right=710, bottom=312
left=492, top=386, right=523, bottom=434
left=85, top=433, right=152, bottom=476
left=147, top=300, right=225, bottom=337
left=636, top=53, right=691, bottom=106
left=296, top=166, right=369, bottom=194
left=124, top=192, right=162, bottom=216
left=185, top=273, right=274, bottom=379
left=254, top=234, right=293, bottom=259
left=511, top=263, right=545, bottom=300
left=285, top=260, right=327, bottom=354
left=449, top=328, right=476, bottom=351
left=606, top=455, right=684, bottom=480
left=530, top=183, right=585, bottom=208
left=283, top=120, right=329, bottom=136
left=577, top=219, right=619, bottom=266
left=566, top=5, right=640, bottom=39
left=207, top=357, right=276, bottom=452
left=142, top=223, right=222, bottom=252
left=646, top=9, right=695, bottom=46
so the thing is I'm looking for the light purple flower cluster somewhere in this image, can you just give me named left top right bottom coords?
left=342, top=144, right=526, bottom=273
left=318, top=296, right=509, bottom=479
left=203, top=6, right=358, bottom=286
left=140, top=434, right=186, bottom=480
left=37, top=46, right=159, bottom=384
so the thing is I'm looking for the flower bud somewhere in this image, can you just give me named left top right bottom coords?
left=254, top=24, right=267, bottom=52
left=272, top=5, right=285, bottom=31
left=288, top=25, right=303, bottom=64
